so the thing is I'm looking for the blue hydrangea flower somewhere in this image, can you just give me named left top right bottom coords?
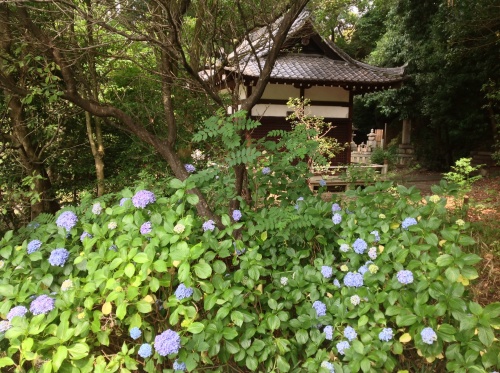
left=321, top=361, right=335, bottom=373
left=130, top=327, right=141, bottom=340
left=352, top=238, right=368, bottom=254
left=109, top=245, right=117, bottom=251
left=49, top=248, right=70, bottom=267
left=27, top=240, right=42, bottom=254
left=30, top=295, right=55, bottom=315
left=0, top=320, right=11, bottom=333
left=119, top=197, right=130, bottom=206
left=92, top=202, right=102, bottom=215
left=343, top=272, right=364, bottom=288
left=154, top=329, right=181, bottom=356
left=235, top=247, right=246, bottom=256
left=379, top=328, right=393, bottom=341
left=333, top=279, right=341, bottom=288
left=336, top=340, right=350, bottom=355
left=339, top=244, right=349, bottom=252
left=397, top=270, right=414, bottom=285
left=232, top=210, right=242, bottom=221
left=140, top=221, right=152, bottom=235
left=174, top=283, right=193, bottom=301
left=421, top=327, right=437, bottom=344
left=332, top=213, right=342, bottom=225
left=358, top=265, right=368, bottom=275
left=184, top=164, right=196, bottom=173
left=56, top=211, right=78, bottom=231
left=80, top=231, right=92, bottom=242
left=7, top=306, right=28, bottom=321
left=370, top=230, right=380, bottom=242
left=138, top=343, right=152, bottom=358
left=319, top=179, right=327, bottom=187
left=262, top=167, right=271, bottom=175
left=312, top=300, right=327, bottom=317
left=202, top=220, right=216, bottom=232
left=344, top=326, right=357, bottom=341
left=323, top=325, right=333, bottom=340
left=401, top=217, right=418, bottom=230
left=173, top=360, right=186, bottom=371
left=321, top=266, right=333, bottom=279
left=332, top=203, right=341, bottom=212
left=132, top=190, right=156, bottom=208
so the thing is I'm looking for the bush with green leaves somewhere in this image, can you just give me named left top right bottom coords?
left=0, top=114, right=499, bottom=373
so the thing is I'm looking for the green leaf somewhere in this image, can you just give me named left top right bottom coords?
left=0, top=357, right=15, bottom=368
left=295, top=329, right=309, bottom=344
left=246, top=356, right=258, bottom=371
left=124, top=263, right=135, bottom=278
left=267, top=315, right=280, bottom=331
left=445, top=267, right=460, bottom=282
left=170, top=178, right=184, bottom=189
left=136, top=301, right=152, bottom=313
left=276, top=356, right=290, bottom=372
left=396, top=314, right=418, bottom=326
left=194, top=261, right=212, bottom=279
left=52, top=346, right=68, bottom=371
left=116, top=303, right=127, bottom=320
left=68, top=343, right=90, bottom=360
left=231, top=311, right=244, bottom=327
left=186, top=193, right=199, bottom=205
left=222, top=327, right=238, bottom=340
left=358, top=315, right=369, bottom=327
left=133, top=253, right=149, bottom=264
left=187, top=322, right=205, bottom=334
left=436, top=254, right=454, bottom=267
left=361, top=358, right=371, bottom=372
left=178, top=262, right=191, bottom=283
left=170, top=241, right=190, bottom=261
left=0, top=284, right=14, bottom=297
left=213, top=260, right=227, bottom=274
left=478, top=326, right=494, bottom=347
left=153, top=260, right=168, bottom=273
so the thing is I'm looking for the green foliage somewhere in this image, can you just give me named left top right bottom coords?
left=370, top=146, right=397, bottom=167
left=443, top=158, right=482, bottom=194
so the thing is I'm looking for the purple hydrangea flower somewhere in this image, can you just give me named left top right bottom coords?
left=379, top=328, right=393, bottom=342
left=344, top=272, right=364, bottom=288
left=321, top=266, right=333, bottom=279
left=56, top=211, right=78, bottom=231
left=119, top=197, right=130, bottom=206
left=336, top=340, right=350, bottom=355
left=173, top=360, right=186, bottom=371
left=332, top=203, right=341, bottom=212
left=27, top=240, right=42, bottom=254
left=421, top=327, right=437, bottom=344
left=368, top=247, right=377, bottom=260
left=49, top=248, right=70, bottom=267
left=7, top=306, right=28, bottom=321
left=132, top=190, right=156, bottom=209
left=184, top=164, right=196, bottom=173
left=332, top=213, right=342, bottom=225
left=130, top=327, right=141, bottom=340
left=319, top=179, right=327, bottom=187
left=154, top=329, right=181, bottom=356
left=174, top=283, right=193, bottom=301
left=397, top=270, right=414, bottom=285
left=80, top=231, right=92, bottom=242
left=402, top=217, right=418, bottom=230
left=202, top=220, right=215, bottom=232
left=30, top=295, right=55, bottom=315
left=262, top=167, right=271, bottom=175
left=312, top=300, right=327, bottom=317
left=0, top=320, right=11, bottom=333
left=370, top=230, right=380, bottom=242
left=232, top=210, right=242, bottom=222
left=138, top=343, right=152, bottom=358
left=324, top=325, right=333, bottom=340
left=353, top=238, right=368, bottom=254
left=344, top=326, right=357, bottom=341
left=140, top=221, right=152, bottom=235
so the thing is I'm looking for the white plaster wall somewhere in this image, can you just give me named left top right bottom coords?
left=251, top=104, right=348, bottom=118
left=261, top=84, right=300, bottom=100
left=305, top=86, right=349, bottom=102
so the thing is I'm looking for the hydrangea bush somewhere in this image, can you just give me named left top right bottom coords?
left=0, top=113, right=499, bottom=372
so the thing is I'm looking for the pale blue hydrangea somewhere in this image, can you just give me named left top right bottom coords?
left=402, top=217, right=418, bottom=230
left=350, top=295, right=360, bottom=306
left=232, top=210, right=242, bottom=221
left=174, top=283, right=193, bottom=300
left=352, top=238, right=368, bottom=254
left=358, top=265, right=368, bottom=275
left=379, top=328, right=393, bottom=341
left=80, top=231, right=92, bottom=242
left=319, top=179, right=327, bottom=187
left=173, top=360, right=186, bottom=371
left=370, top=230, right=380, bottom=242
left=421, top=327, right=437, bottom=345
left=92, top=202, right=102, bottom=215
left=332, top=203, right=341, bottom=212
left=138, top=343, right=152, bottom=358
left=30, top=295, right=55, bottom=315
left=235, top=247, right=246, bottom=256
left=109, top=244, right=117, bottom=251
left=154, top=329, right=181, bottom=356
left=130, top=327, right=141, bottom=340
left=324, top=325, right=333, bottom=340
left=397, top=270, right=414, bottom=285
left=27, top=240, right=42, bottom=254
left=368, top=247, right=377, bottom=260
left=56, top=211, right=78, bottom=231
left=140, top=221, right=152, bottom=235
left=333, top=279, right=341, bottom=288
left=49, top=248, right=70, bottom=267
left=344, top=326, right=357, bottom=341
left=336, top=340, right=350, bottom=355
left=262, top=167, right=271, bottom=175
left=28, top=221, right=40, bottom=230
left=0, top=320, right=11, bottom=333
left=7, top=306, right=28, bottom=321
left=343, top=272, right=363, bottom=288
left=184, top=164, right=196, bottom=173
left=132, top=190, right=156, bottom=209
left=321, top=361, right=335, bottom=373
left=119, top=197, right=129, bottom=206
left=321, top=266, right=333, bottom=279
left=339, top=244, right=349, bottom=252
left=332, top=213, right=342, bottom=225
left=202, top=220, right=216, bottom=232
left=312, top=301, right=327, bottom=317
